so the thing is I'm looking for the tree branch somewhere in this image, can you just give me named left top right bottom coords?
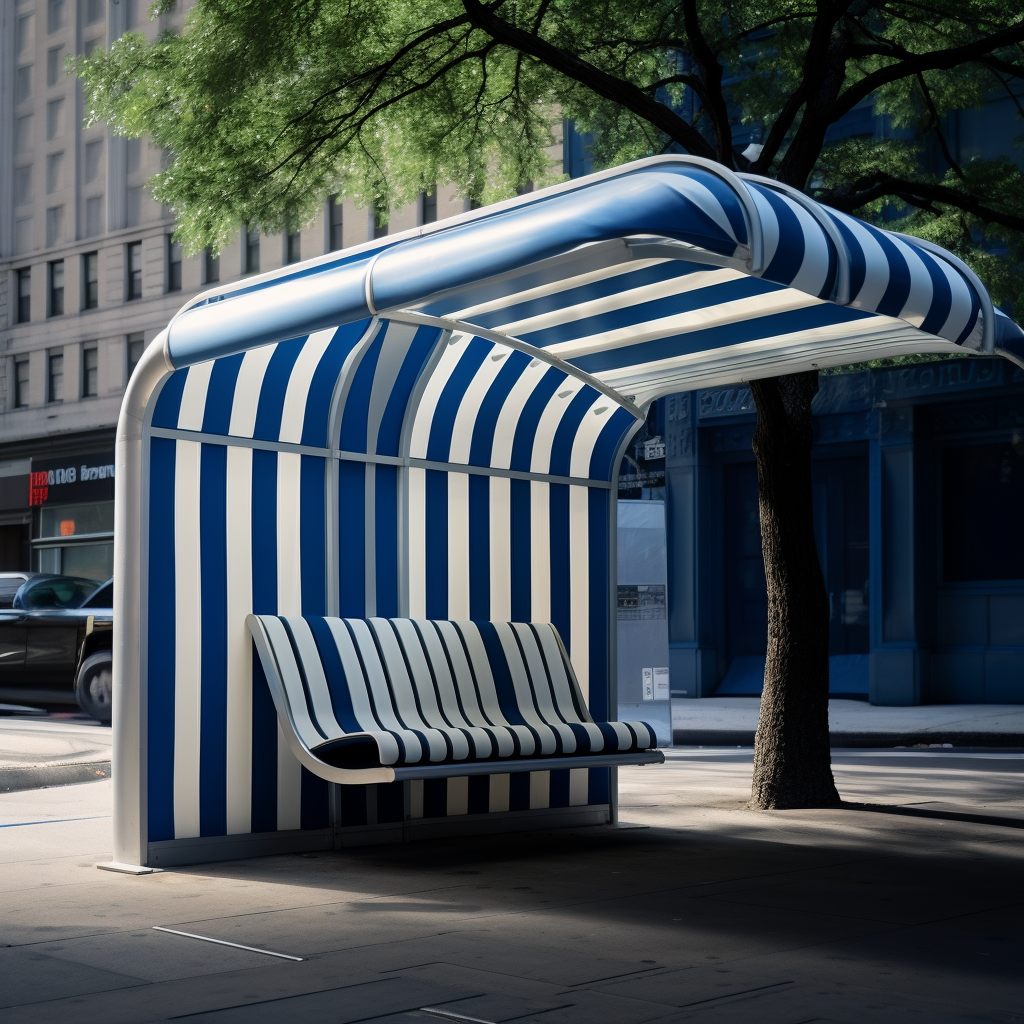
left=460, top=0, right=716, bottom=159
left=831, top=21, right=1024, bottom=122
left=916, top=72, right=964, bottom=179
left=823, top=173, right=1024, bottom=233
left=681, top=0, right=733, bottom=164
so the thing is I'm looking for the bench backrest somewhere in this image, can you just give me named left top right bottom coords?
left=249, top=615, right=643, bottom=765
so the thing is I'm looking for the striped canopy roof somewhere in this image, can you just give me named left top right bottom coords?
left=164, top=155, right=1023, bottom=415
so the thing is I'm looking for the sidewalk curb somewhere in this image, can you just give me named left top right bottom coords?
left=673, top=729, right=1024, bottom=747
left=0, top=760, right=111, bottom=793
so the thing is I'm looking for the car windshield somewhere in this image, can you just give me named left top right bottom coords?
left=17, top=577, right=99, bottom=610
left=82, top=580, right=113, bottom=609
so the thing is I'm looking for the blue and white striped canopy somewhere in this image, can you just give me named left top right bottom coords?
left=166, top=156, right=1021, bottom=402
left=116, top=154, right=1022, bottom=862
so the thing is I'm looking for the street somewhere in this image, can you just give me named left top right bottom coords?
left=1, top=738, right=1021, bottom=1023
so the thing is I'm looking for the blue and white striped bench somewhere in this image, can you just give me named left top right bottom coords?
left=247, top=615, right=664, bottom=785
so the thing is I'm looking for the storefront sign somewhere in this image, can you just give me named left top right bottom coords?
left=29, top=452, right=116, bottom=506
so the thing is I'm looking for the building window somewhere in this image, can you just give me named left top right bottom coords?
left=47, top=350, right=64, bottom=404
left=372, top=200, right=388, bottom=239
left=46, top=98, right=63, bottom=140
left=45, top=151, right=63, bottom=194
left=85, top=195, right=104, bottom=237
left=127, top=333, right=145, bottom=380
left=15, top=217, right=33, bottom=255
left=14, top=165, right=32, bottom=206
left=82, top=252, right=98, bottom=309
left=47, top=0, right=65, bottom=34
left=421, top=188, right=437, bottom=225
left=47, top=45, right=64, bottom=86
left=244, top=225, right=260, bottom=274
left=15, top=64, right=32, bottom=105
left=16, top=268, right=31, bottom=323
left=86, top=0, right=104, bottom=24
left=328, top=196, right=344, bottom=251
left=45, top=205, right=63, bottom=246
left=15, top=114, right=32, bottom=154
left=167, top=235, right=182, bottom=291
left=17, top=13, right=34, bottom=55
left=15, top=360, right=30, bottom=408
left=285, top=230, right=301, bottom=264
left=126, top=241, right=142, bottom=299
left=82, top=345, right=98, bottom=398
left=84, top=139, right=103, bottom=183
left=126, top=185, right=142, bottom=227
left=942, top=440, right=1024, bottom=581
left=48, top=260, right=64, bottom=316
left=203, top=248, right=220, bottom=284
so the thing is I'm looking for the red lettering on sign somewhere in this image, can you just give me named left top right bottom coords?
left=28, top=471, right=49, bottom=506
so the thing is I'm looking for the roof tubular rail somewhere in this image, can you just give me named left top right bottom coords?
left=738, top=173, right=852, bottom=305
left=889, top=231, right=995, bottom=354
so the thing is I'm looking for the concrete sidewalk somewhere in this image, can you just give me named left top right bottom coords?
left=0, top=715, right=111, bottom=792
left=1, top=751, right=1022, bottom=1023
left=671, top=697, right=1024, bottom=746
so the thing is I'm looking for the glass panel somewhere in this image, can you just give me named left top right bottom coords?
left=943, top=440, right=1024, bottom=581
left=60, top=543, right=113, bottom=585
left=168, top=236, right=182, bottom=290
left=14, top=165, right=32, bottom=205
left=19, top=574, right=100, bottom=608
left=38, top=547, right=60, bottom=574
left=329, top=197, right=343, bottom=250
left=83, top=252, right=99, bottom=308
left=15, top=64, right=32, bottom=105
left=39, top=501, right=114, bottom=539
left=46, top=151, right=63, bottom=194
left=17, top=269, right=31, bottom=322
left=15, top=114, right=32, bottom=154
left=85, top=195, right=104, bottom=237
left=15, top=360, right=30, bottom=406
left=48, top=352, right=64, bottom=401
left=203, top=249, right=220, bottom=283
left=46, top=205, right=64, bottom=246
left=49, top=261, right=64, bottom=316
left=127, top=333, right=145, bottom=378
left=85, top=139, right=103, bottom=183
left=46, top=98, right=64, bottom=140
left=83, top=347, right=98, bottom=397
left=47, top=45, right=64, bottom=86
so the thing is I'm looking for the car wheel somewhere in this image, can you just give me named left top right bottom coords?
left=76, top=651, right=112, bottom=723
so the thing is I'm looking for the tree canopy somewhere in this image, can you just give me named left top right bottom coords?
left=79, top=0, right=1024, bottom=311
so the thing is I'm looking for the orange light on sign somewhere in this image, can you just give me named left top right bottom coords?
left=60, top=520, right=75, bottom=536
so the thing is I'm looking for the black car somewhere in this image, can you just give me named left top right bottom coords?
left=0, top=571, right=39, bottom=609
left=0, top=575, right=113, bottom=722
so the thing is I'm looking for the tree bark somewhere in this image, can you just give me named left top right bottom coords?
left=749, top=372, right=840, bottom=809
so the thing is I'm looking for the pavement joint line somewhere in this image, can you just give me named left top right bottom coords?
left=0, top=814, right=110, bottom=828
left=419, top=1007, right=497, bottom=1024
left=151, top=926, right=304, bottom=961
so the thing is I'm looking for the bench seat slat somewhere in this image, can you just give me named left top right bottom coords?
left=247, top=614, right=662, bottom=785
left=459, top=623, right=538, bottom=757
left=412, top=621, right=496, bottom=759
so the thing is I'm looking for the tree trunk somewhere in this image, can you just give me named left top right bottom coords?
left=749, top=371, right=840, bottom=809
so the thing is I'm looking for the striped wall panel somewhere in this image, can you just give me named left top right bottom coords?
left=143, top=317, right=639, bottom=843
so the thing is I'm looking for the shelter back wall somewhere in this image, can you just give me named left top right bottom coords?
left=141, top=319, right=640, bottom=843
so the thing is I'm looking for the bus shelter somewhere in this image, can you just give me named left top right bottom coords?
left=108, top=155, right=1024, bottom=870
